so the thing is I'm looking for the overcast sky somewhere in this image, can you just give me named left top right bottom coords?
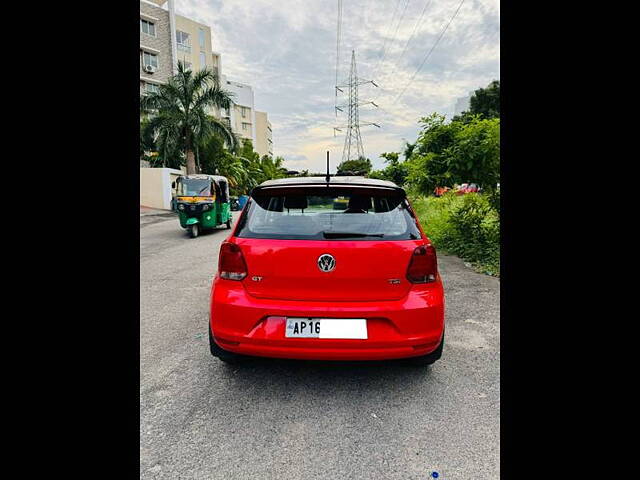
left=176, top=0, right=499, bottom=173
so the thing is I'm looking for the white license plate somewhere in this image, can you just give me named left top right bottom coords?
left=285, top=318, right=368, bottom=339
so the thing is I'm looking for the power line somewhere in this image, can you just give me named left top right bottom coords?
left=392, top=0, right=466, bottom=105
left=373, top=0, right=433, bottom=102
left=334, top=0, right=343, bottom=115
left=372, top=0, right=412, bottom=81
left=396, top=0, right=434, bottom=67
left=370, top=0, right=403, bottom=78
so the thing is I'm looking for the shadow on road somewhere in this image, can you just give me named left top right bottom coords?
left=150, top=224, right=232, bottom=239
left=204, top=355, right=437, bottom=402
left=198, top=227, right=233, bottom=237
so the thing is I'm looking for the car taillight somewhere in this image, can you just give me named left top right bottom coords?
left=218, top=242, right=247, bottom=280
left=406, top=245, right=438, bottom=283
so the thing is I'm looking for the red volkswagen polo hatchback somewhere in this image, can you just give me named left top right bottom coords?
left=209, top=177, right=445, bottom=366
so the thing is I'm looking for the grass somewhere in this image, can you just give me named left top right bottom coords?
left=411, top=192, right=500, bottom=277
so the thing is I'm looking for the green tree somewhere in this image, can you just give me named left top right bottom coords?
left=447, top=116, right=500, bottom=190
left=140, top=118, right=155, bottom=162
left=336, top=157, right=372, bottom=175
left=469, top=80, right=500, bottom=119
left=140, top=117, right=183, bottom=169
left=380, top=152, right=399, bottom=164
left=369, top=152, right=409, bottom=186
left=258, top=155, right=288, bottom=181
left=403, top=141, right=416, bottom=161
left=405, top=113, right=499, bottom=193
left=236, top=138, right=260, bottom=162
left=140, top=61, right=236, bottom=174
left=452, top=80, right=500, bottom=123
left=197, top=134, right=248, bottom=189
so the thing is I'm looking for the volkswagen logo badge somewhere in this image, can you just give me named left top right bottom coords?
left=317, top=254, right=336, bottom=272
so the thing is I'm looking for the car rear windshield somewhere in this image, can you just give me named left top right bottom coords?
left=236, top=187, right=421, bottom=240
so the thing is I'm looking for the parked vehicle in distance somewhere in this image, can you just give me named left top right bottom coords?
left=209, top=176, right=445, bottom=366
left=455, top=183, right=480, bottom=195
left=173, top=175, right=233, bottom=238
left=230, top=196, right=241, bottom=211
left=434, top=186, right=451, bottom=197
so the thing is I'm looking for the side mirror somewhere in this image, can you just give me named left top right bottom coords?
left=171, top=181, right=176, bottom=189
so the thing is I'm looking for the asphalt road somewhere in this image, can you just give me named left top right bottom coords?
left=140, top=213, right=500, bottom=479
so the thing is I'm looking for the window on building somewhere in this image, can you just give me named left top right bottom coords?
left=242, top=122, right=251, bottom=132
left=241, top=107, right=248, bottom=118
left=199, top=52, right=206, bottom=69
left=145, top=82, right=160, bottom=94
left=176, top=31, right=191, bottom=53
left=140, top=19, right=156, bottom=36
left=184, top=61, right=192, bottom=70
left=142, top=51, right=158, bottom=68
left=199, top=28, right=206, bottom=48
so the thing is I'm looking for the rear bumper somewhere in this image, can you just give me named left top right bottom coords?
left=210, top=278, right=445, bottom=361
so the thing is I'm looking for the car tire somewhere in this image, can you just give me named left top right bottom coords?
left=405, top=331, right=444, bottom=367
left=209, top=326, right=245, bottom=364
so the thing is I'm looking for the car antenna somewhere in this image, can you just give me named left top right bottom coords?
left=325, top=150, right=330, bottom=185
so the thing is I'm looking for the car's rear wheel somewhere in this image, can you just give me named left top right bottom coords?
left=209, top=325, right=245, bottom=364
left=405, top=331, right=444, bottom=367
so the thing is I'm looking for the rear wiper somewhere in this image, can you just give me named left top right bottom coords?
left=322, top=232, right=385, bottom=239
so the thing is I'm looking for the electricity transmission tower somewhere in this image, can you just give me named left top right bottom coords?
left=334, top=50, right=380, bottom=163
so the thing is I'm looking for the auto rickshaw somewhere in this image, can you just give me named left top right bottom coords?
left=172, top=175, right=233, bottom=238
left=332, top=196, right=349, bottom=210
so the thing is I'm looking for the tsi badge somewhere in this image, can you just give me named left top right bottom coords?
left=317, top=254, right=336, bottom=273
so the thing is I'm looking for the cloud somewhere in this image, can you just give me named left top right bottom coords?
left=176, top=0, right=499, bottom=172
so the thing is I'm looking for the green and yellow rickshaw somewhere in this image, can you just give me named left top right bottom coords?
left=172, top=175, right=233, bottom=238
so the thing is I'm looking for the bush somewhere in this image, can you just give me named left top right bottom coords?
left=411, top=192, right=500, bottom=276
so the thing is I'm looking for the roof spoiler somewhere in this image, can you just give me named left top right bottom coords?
left=251, top=182, right=406, bottom=196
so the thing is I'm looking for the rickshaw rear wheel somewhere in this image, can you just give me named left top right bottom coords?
left=188, top=224, right=199, bottom=238
left=226, top=219, right=231, bottom=229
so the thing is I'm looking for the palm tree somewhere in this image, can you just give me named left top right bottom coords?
left=217, top=153, right=250, bottom=188
left=256, top=155, right=287, bottom=182
left=140, top=61, right=236, bottom=174
left=197, top=133, right=248, bottom=187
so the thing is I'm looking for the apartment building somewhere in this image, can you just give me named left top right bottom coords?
left=140, top=0, right=273, bottom=157
left=139, top=1, right=174, bottom=94
left=211, top=52, right=222, bottom=80
left=221, top=78, right=255, bottom=144
left=254, top=111, right=273, bottom=158
left=219, top=78, right=273, bottom=158
left=173, top=15, right=212, bottom=73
